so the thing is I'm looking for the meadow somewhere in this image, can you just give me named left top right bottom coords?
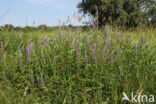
left=0, top=27, right=156, bottom=104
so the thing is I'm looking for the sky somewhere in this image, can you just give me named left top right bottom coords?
left=0, top=0, right=86, bottom=27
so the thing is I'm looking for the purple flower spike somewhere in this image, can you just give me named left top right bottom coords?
left=31, top=73, right=34, bottom=84
left=29, top=40, right=32, bottom=53
left=110, top=50, right=115, bottom=63
left=40, top=73, right=44, bottom=85
left=104, top=28, right=107, bottom=36
left=134, top=43, right=137, bottom=54
left=85, top=51, right=88, bottom=64
left=117, top=32, right=120, bottom=42
left=104, top=39, right=109, bottom=55
left=45, top=37, right=49, bottom=47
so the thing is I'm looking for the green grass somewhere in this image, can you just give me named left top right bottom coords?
left=0, top=28, right=156, bottom=104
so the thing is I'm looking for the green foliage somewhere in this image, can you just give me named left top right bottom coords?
left=0, top=28, right=156, bottom=104
left=78, top=0, right=156, bottom=27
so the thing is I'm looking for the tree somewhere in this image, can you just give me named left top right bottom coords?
left=3, top=24, right=14, bottom=31
left=77, top=0, right=156, bottom=27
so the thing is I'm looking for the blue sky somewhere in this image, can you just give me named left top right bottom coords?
left=0, top=0, right=86, bottom=27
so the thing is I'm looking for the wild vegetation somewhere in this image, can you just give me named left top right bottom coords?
left=0, top=0, right=156, bottom=104
left=0, top=27, right=155, bottom=103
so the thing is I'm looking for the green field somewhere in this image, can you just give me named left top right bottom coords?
left=0, top=28, right=156, bottom=104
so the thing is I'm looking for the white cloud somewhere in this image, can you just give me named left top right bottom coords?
left=26, top=0, right=78, bottom=11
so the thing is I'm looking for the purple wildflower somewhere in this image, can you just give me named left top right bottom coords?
left=45, top=37, right=49, bottom=47
left=29, top=40, right=32, bottom=53
left=85, top=51, right=88, bottom=64
left=26, top=47, right=31, bottom=62
left=104, top=39, right=109, bottom=55
left=110, top=50, right=114, bottom=63
left=40, top=73, right=44, bottom=85
left=134, top=43, right=137, bottom=54
left=104, top=28, right=107, bottom=36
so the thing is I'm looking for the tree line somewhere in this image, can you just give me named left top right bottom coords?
left=77, top=0, right=156, bottom=28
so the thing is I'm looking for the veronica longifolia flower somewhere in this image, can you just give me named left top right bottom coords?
left=26, top=47, right=31, bottom=62
left=29, top=40, right=32, bottom=53
left=45, top=37, right=49, bottom=47
left=110, top=50, right=114, bottom=63
left=104, top=39, right=109, bottom=55
left=40, top=73, right=44, bottom=85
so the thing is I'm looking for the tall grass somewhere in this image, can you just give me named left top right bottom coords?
left=0, top=28, right=156, bottom=104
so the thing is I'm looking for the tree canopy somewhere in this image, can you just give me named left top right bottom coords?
left=77, top=0, right=156, bottom=27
